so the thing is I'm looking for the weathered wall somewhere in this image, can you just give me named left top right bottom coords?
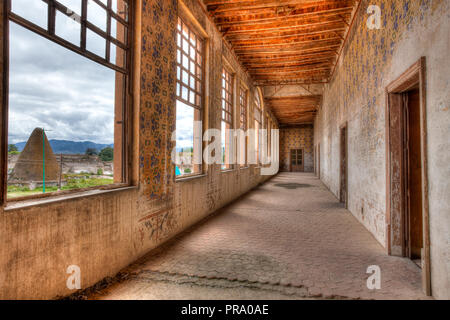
left=314, top=0, right=449, bottom=299
left=280, top=126, right=314, bottom=172
left=0, top=0, right=277, bottom=299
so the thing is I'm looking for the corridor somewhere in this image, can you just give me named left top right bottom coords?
left=86, top=173, right=426, bottom=300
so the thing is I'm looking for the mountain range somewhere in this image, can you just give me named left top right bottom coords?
left=14, top=140, right=114, bottom=155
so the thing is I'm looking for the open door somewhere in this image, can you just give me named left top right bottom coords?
left=386, top=58, right=431, bottom=296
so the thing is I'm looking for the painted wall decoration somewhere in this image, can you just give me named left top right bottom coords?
left=316, top=0, right=447, bottom=247
left=137, top=0, right=179, bottom=245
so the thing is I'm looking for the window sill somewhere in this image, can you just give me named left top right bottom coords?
left=4, top=185, right=137, bottom=212
left=176, top=174, right=207, bottom=183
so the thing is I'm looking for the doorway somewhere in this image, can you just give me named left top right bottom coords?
left=317, top=144, right=320, bottom=179
left=386, top=57, right=430, bottom=295
left=290, top=149, right=304, bottom=172
left=340, top=124, right=348, bottom=207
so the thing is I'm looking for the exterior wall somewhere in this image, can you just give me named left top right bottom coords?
left=280, top=126, right=314, bottom=172
left=314, top=0, right=449, bottom=299
left=0, top=0, right=278, bottom=299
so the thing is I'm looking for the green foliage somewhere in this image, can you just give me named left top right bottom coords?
left=97, top=168, right=104, bottom=175
left=184, top=168, right=192, bottom=174
left=85, top=148, right=98, bottom=156
left=8, top=144, right=18, bottom=152
left=8, top=144, right=20, bottom=154
left=99, top=147, right=114, bottom=161
left=7, top=177, right=115, bottom=198
left=63, top=178, right=114, bottom=190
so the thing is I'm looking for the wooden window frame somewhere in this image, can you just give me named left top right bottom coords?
left=176, top=16, right=204, bottom=111
left=175, top=11, right=206, bottom=179
left=254, top=90, right=262, bottom=166
left=221, top=66, right=234, bottom=171
left=239, top=85, right=248, bottom=168
left=1, top=0, right=134, bottom=205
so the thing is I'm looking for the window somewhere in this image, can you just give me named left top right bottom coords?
left=221, top=68, right=234, bottom=170
left=239, top=86, right=248, bottom=167
left=175, top=17, right=204, bottom=177
left=254, top=92, right=262, bottom=165
left=6, top=0, right=131, bottom=200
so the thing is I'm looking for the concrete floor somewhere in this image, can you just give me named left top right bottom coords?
left=88, top=173, right=427, bottom=300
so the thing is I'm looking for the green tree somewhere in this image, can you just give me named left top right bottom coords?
left=99, top=147, right=114, bottom=162
left=85, top=148, right=98, bottom=156
left=8, top=144, right=18, bottom=152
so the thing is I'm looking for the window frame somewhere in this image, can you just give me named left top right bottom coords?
left=221, top=66, right=235, bottom=171
left=2, top=0, right=134, bottom=205
left=239, top=85, right=248, bottom=168
left=175, top=15, right=206, bottom=179
left=254, top=90, right=262, bottom=166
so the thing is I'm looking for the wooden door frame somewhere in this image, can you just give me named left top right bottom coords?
left=340, top=123, right=348, bottom=208
left=385, top=57, right=431, bottom=296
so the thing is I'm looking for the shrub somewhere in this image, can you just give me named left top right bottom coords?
left=99, top=147, right=114, bottom=162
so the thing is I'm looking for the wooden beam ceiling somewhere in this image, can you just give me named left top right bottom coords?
left=205, top=0, right=359, bottom=83
left=265, top=95, right=322, bottom=125
left=204, top=0, right=360, bottom=125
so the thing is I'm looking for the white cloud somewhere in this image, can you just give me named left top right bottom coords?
left=8, top=21, right=116, bottom=145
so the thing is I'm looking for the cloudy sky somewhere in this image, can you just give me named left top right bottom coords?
left=176, top=100, right=195, bottom=150
left=10, top=0, right=195, bottom=152
left=8, top=0, right=116, bottom=145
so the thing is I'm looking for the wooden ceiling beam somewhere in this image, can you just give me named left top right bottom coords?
left=207, top=0, right=355, bottom=16
left=232, top=36, right=342, bottom=49
left=225, top=27, right=346, bottom=42
left=214, top=7, right=354, bottom=26
left=222, top=19, right=346, bottom=35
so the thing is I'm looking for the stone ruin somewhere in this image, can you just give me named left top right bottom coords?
left=9, top=128, right=60, bottom=186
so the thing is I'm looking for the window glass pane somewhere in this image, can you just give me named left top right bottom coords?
left=86, top=29, right=106, bottom=58
left=11, top=0, right=48, bottom=30
left=55, top=10, right=81, bottom=46
left=111, top=18, right=127, bottom=44
left=87, top=0, right=107, bottom=32
left=57, top=0, right=82, bottom=15
left=176, top=100, right=200, bottom=177
left=110, top=43, right=125, bottom=67
left=8, top=22, right=118, bottom=199
left=114, top=0, right=128, bottom=22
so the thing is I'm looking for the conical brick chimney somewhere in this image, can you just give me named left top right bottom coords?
left=10, top=128, right=60, bottom=182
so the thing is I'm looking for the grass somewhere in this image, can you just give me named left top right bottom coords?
left=7, top=176, right=114, bottom=199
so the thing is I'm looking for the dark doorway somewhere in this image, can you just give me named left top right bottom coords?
left=404, top=88, right=423, bottom=265
left=340, top=125, right=348, bottom=207
left=290, top=149, right=304, bottom=172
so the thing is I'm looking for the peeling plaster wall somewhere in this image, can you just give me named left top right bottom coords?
left=0, top=0, right=277, bottom=299
left=314, top=0, right=449, bottom=299
left=280, top=126, right=314, bottom=172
